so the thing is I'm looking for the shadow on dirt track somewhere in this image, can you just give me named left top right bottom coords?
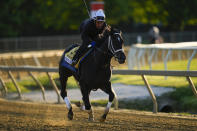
left=0, top=98, right=197, bottom=131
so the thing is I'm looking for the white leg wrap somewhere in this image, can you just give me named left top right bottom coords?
left=64, top=97, right=71, bottom=110
left=106, top=102, right=112, bottom=109
left=81, top=105, right=85, bottom=111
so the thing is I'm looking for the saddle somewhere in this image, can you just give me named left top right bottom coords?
left=64, top=46, right=80, bottom=68
left=62, top=45, right=92, bottom=71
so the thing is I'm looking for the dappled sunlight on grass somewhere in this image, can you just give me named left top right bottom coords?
left=111, top=75, right=197, bottom=88
left=111, top=58, right=197, bottom=88
left=139, top=58, right=197, bottom=71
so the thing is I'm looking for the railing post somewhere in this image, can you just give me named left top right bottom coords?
left=29, top=71, right=46, bottom=101
left=137, top=49, right=144, bottom=69
left=128, top=48, right=137, bottom=69
left=148, top=49, right=156, bottom=70
left=141, top=75, right=158, bottom=113
left=164, top=49, right=172, bottom=71
left=154, top=49, right=158, bottom=63
left=32, top=56, right=41, bottom=67
left=11, top=56, right=20, bottom=80
left=187, top=50, right=197, bottom=71
left=1, top=58, right=9, bottom=79
left=8, top=71, right=22, bottom=98
left=164, top=49, right=172, bottom=79
left=47, top=72, right=61, bottom=103
left=186, top=76, right=197, bottom=98
left=0, top=76, right=7, bottom=96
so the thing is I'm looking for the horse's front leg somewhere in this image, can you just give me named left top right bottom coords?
left=81, top=86, right=94, bottom=121
left=100, top=82, right=115, bottom=122
left=73, top=78, right=86, bottom=111
left=59, top=68, right=73, bottom=120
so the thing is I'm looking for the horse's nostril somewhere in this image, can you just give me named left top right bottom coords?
left=118, top=59, right=125, bottom=64
left=116, top=52, right=126, bottom=64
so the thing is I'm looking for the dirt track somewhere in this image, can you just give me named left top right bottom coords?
left=0, top=99, right=197, bottom=131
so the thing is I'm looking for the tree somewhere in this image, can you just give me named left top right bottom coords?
left=156, top=0, right=197, bottom=30
left=1, top=0, right=197, bottom=37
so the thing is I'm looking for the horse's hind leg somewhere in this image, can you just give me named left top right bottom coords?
left=59, top=67, right=73, bottom=120
left=100, top=82, right=115, bottom=122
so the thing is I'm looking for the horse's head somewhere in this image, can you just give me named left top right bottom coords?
left=108, top=28, right=126, bottom=64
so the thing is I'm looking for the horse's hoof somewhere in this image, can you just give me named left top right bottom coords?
left=74, top=101, right=85, bottom=111
left=100, top=114, right=107, bottom=122
left=100, top=117, right=106, bottom=122
left=68, top=110, right=73, bottom=120
left=86, top=109, right=94, bottom=121
left=75, top=101, right=81, bottom=107
left=80, top=105, right=85, bottom=111
left=88, top=117, right=94, bottom=122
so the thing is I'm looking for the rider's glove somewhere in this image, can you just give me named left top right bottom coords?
left=88, top=41, right=96, bottom=48
left=103, top=25, right=111, bottom=36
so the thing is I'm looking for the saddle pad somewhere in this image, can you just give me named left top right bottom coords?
left=64, top=46, right=79, bottom=64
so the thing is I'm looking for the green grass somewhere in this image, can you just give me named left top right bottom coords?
left=5, top=74, right=78, bottom=93
left=110, top=59, right=197, bottom=113
left=170, top=87, right=197, bottom=113
left=71, top=98, right=154, bottom=112
left=111, top=75, right=197, bottom=89
left=139, top=58, right=197, bottom=71
left=93, top=59, right=197, bottom=113
left=112, top=58, right=197, bottom=88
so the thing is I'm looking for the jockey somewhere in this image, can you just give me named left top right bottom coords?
left=72, top=9, right=111, bottom=65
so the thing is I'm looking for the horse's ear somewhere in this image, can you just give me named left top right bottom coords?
left=110, top=26, right=121, bottom=35
left=108, top=26, right=113, bottom=35
left=112, top=27, right=120, bottom=33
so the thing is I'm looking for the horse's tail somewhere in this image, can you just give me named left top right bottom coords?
left=59, top=44, right=80, bottom=66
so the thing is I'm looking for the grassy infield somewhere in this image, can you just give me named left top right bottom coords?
left=4, top=59, right=197, bottom=114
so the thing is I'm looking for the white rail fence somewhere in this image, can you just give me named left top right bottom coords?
left=0, top=66, right=197, bottom=113
left=128, top=42, right=197, bottom=71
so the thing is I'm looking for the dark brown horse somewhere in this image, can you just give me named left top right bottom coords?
left=59, top=28, right=126, bottom=122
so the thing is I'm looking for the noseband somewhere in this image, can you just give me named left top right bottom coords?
left=108, top=33, right=124, bottom=57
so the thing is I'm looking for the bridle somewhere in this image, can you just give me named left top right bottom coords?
left=94, top=32, right=124, bottom=59
left=107, top=33, right=124, bottom=58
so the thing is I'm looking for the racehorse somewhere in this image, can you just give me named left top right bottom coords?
left=59, top=28, right=126, bottom=122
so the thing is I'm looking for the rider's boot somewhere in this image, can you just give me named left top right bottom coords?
left=72, top=46, right=87, bottom=66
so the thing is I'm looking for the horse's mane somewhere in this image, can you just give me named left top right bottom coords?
left=110, top=27, right=121, bottom=34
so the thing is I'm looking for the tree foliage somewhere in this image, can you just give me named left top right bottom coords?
left=0, top=0, right=197, bottom=37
